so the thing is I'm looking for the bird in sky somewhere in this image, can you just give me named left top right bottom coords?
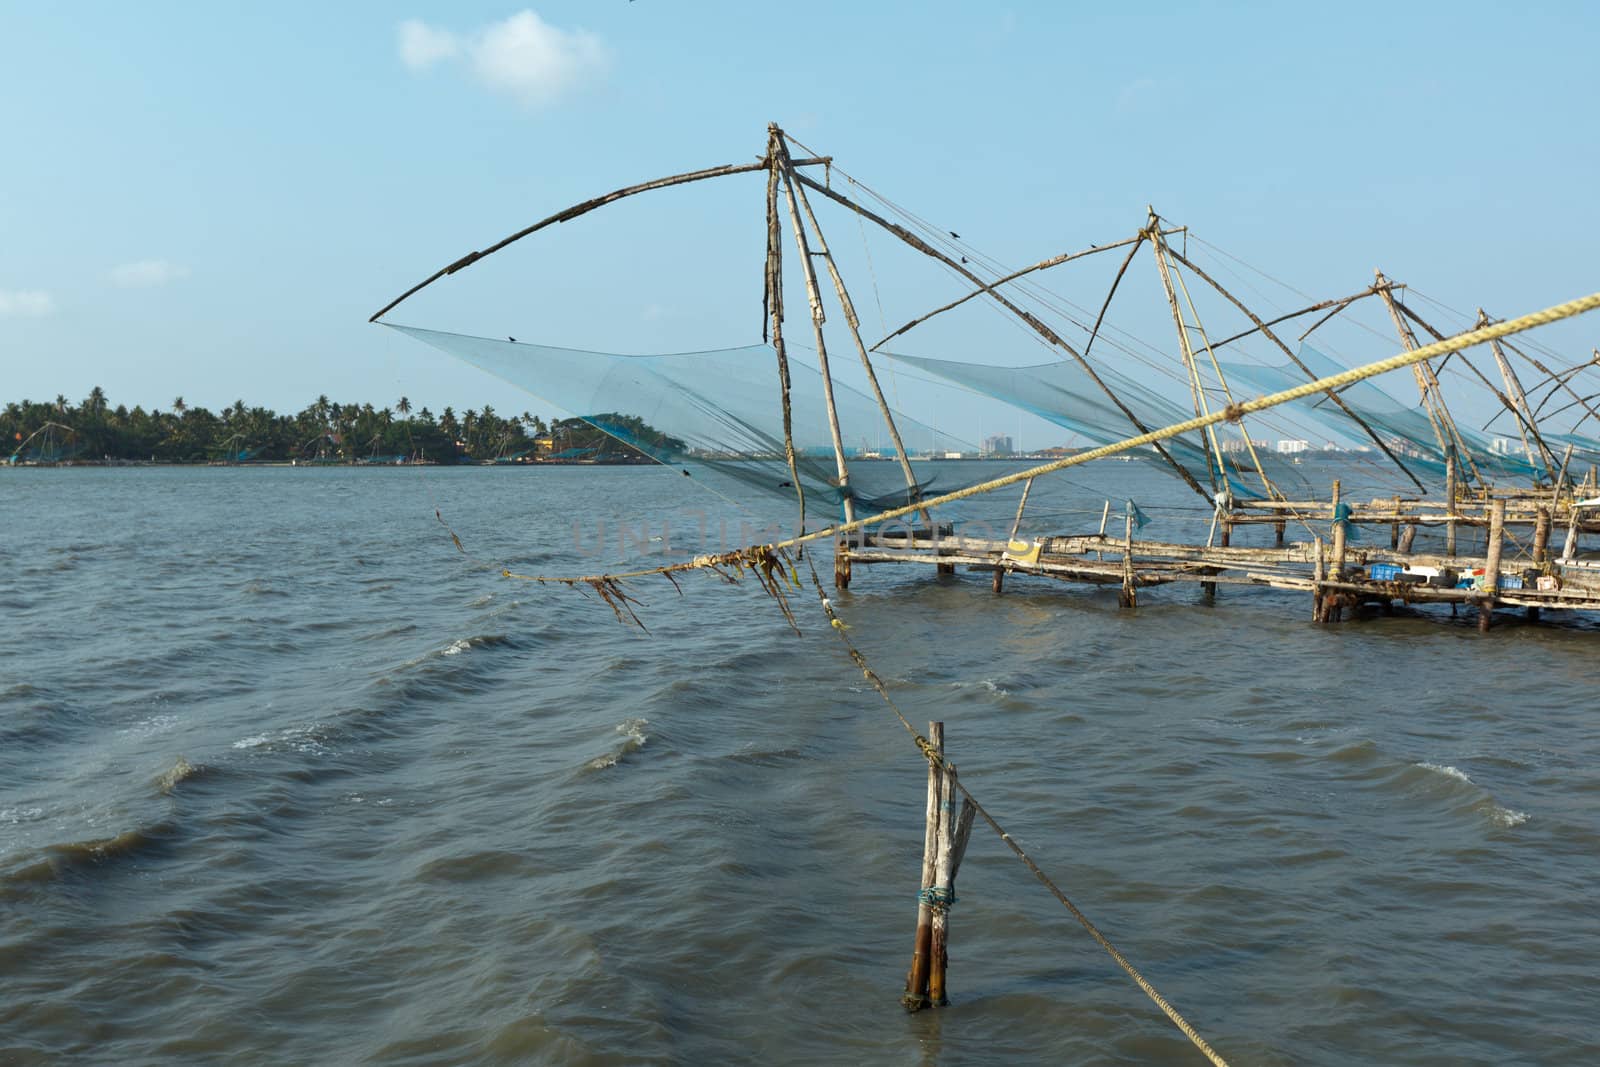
left=949, top=231, right=960, bottom=239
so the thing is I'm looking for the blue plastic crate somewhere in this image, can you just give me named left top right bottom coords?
left=1369, top=562, right=1404, bottom=580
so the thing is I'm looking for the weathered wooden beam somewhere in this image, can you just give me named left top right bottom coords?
left=1480, top=499, right=1506, bottom=632
left=903, top=721, right=943, bottom=1012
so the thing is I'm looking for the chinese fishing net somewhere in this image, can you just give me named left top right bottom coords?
left=387, top=324, right=977, bottom=522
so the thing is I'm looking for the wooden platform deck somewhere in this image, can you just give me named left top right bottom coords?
left=840, top=488, right=1600, bottom=630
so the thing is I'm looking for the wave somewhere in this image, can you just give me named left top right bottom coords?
left=1, top=818, right=179, bottom=896
left=1412, top=761, right=1531, bottom=829
left=154, top=755, right=205, bottom=795
left=1416, top=761, right=1473, bottom=784
left=586, top=718, right=650, bottom=771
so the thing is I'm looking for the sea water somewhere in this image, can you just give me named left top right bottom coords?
left=2, top=463, right=1597, bottom=1064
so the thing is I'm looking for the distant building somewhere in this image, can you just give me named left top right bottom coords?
left=1276, top=439, right=1309, bottom=454
left=1218, top=437, right=1269, bottom=454
left=1489, top=437, right=1516, bottom=456
left=982, top=433, right=1014, bottom=457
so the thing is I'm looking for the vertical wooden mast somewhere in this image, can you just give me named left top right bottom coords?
left=1156, top=224, right=1278, bottom=498
left=774, top=129, right=855, bottom=528
left=763, top=128, right=807, bottom=533
left=1375, top=271, right=1481, bottom=486
left=1148, top=210, right=1223, bottom=492
left=1163, top=248, right=1428, bottom=494
left=1479, top=307, right=1556, bottom=482
left=773, top=128, right=921, bottom=503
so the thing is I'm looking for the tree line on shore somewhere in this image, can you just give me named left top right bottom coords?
left=4, top=388, right=684, bottom=464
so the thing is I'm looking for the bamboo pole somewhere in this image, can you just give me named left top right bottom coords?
left=1391, top=495, right=1401, bottom=550
left=1561, top=507, right=1580, bottom=562
left=1150, top=214, right=1223, bottom=491
left=1161, top=232, right=1277, bottom=497
left=1312, top=536, right=1326, bottom=622
left=1480, top=499, right=1505, bottom=633
left=1551, top=443, right=1574, bottom=505
left=778, top=165, right=853, bottom=520
left=763, top=131, right=808, bottom=542
left=776, top=132, right=921, bottom=502
left=1530, top=505, right=1551, bottom=623
left=903, top=721, right=943, bottom=1012
left=1400, top=302, right=1555, bottom=487
left=1446, top=448, right=1459, bottom=556
left=1512, top=339, right=1600, bottom=429
left=1478, top=308, right=1556, bottom=480
left=1376, top=272, right=1479, bottom=486
left=371, top=155, right=828, bottom=322
left=1328, top=481, right=1347, bottom=623
left=996, top=477, right=1036, bottom=593
left=1120, top=511, right=1137, bottom=608
left=928, top=756, right=956, bottom=1007
left=1167, top=250, right=1426, bottom=493
left=872, top=228, right=1181, bottom=351
left=792, top=172, right=1214, bottom=502
left=1207, top=287, right=1376, bottom=352
left=1081, top=231, right=1146, bottom=362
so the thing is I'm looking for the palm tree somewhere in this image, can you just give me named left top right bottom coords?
left=172, top=396, right=186, bottom=416
left=396, top=396, right=411, bottom=417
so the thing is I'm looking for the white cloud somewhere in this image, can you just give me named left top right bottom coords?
left=398, top=19, right=460, bottom=70
left=397, top=10, right=609, bottom=109
left=110, top=260, right=189, bottom=288
left=0, top=290, right=55, bottom=317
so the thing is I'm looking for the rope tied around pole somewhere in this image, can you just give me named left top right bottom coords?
left=800, top=553, right=1232, bottom=1066
left=918, top=885, right=958, bottom=912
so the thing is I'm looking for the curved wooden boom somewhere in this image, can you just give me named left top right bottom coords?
left=368, top=156, right=832, bottom=322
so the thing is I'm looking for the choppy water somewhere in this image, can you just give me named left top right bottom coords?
left=3, top=463, right=1597, bottom=1065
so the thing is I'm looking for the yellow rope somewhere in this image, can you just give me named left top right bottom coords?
left=505, top=289, right=1600, bottom=586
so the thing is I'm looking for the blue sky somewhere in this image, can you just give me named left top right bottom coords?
left=2, top=1, right=1596, bottom=435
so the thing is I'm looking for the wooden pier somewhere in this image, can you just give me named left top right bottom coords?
left=841, top=479, right=1600, bottom=630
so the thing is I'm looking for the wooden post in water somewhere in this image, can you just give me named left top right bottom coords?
left=1328, top=480, right=1347, bottom=623
left=1312, top=535, right=1326, bottom=622
left=1274, top=519, right=1286, bottom=548
left=1561, top=507, right=1581, bottom=562
left=1121, top=515, right=1138, bottom=608
left=996, top=478, right=1035, bottom=594
left=928, top=757, right=956, bottom=1006
left=903, top=723, right=973, bottom=1011
left=1480, top=499, right=1505, bottom=633
left=1530, top=505, right=1551, bottom=622
left=903, top=722, right=942, bottom=1012
left=1391, top=496, right=1401, bottom=550
left=1445, top=448, right=1459, bottom=557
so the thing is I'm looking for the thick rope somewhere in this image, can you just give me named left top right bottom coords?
left=504, top=289, right=1600, bottom=586
left=799, top=554, right=1231, bottom=1066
